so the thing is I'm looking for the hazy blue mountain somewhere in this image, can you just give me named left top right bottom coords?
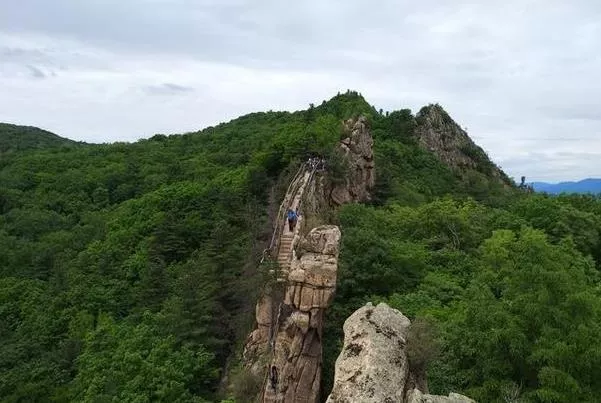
left=532, top=178, right=601, bottom=194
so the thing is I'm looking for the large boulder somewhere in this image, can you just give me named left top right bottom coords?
left=326, top=302, right=476, bottom=403
left=327, top=302, right=411, bottom=403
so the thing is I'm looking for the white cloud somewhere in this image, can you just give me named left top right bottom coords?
left=0, top=0, right=600, bottom=181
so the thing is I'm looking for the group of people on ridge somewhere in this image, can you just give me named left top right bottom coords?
left=307, top=156, right=326, bottom=171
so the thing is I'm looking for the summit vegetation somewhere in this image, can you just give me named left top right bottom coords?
left=1, top=92, right=601, bottom=402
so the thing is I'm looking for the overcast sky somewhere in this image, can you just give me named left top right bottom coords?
left=1, top=0, right=600, bottom=182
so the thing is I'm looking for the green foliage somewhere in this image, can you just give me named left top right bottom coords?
left=228, top=366, right=263, bottom=403
left=324, top=195, right=601, bottom=402
left=71, top=312, right=215, bottom=402
left=407, top=317, right=440, bottom=374
left=0, top=92, right=383, bottom=401
left=0, top=123, right=79, bottom=155
left=3, top=92, right=601, bottom=402
left=459, top=143, right=496, bottom=176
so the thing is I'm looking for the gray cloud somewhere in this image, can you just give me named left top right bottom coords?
left=143, top=83, right=194, bottom=95
left=26, top=65, right=46, bottom=78
left=0, top=0, right=600, bottom=181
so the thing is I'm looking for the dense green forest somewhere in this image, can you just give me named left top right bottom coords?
left=0, top=123, right=79, bottom=155
left=2, top=92, right=601, bottom=402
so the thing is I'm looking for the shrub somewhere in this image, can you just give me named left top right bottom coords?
left=406, top=317, right=439, bottom=373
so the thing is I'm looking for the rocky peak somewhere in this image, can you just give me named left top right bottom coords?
left=415, top=105, right=510, bottom=185
left=326, top=302, right=475, bottom=403
left=330, top=116, right=376, bottom=205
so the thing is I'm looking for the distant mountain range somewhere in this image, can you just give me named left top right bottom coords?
left=532, top=178, right=601, bottom=194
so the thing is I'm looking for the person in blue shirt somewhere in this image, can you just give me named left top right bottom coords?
left=286, top=208, right=298, bottom=232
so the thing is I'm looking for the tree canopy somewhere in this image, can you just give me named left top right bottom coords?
left=2, top=91, right=601, bottom=402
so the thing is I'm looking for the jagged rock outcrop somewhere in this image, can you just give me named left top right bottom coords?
left=262, top=225, right=341, bottom=403
left=414, top=104, right=510, bottom=186
left=326, top=303, right=475, bottom=403
left=330, top=116, right=375, bottom=205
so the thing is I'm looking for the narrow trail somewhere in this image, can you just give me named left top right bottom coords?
left=260, top=163, right=318, bottom=402
left=275, top=170, right=312, bottom=276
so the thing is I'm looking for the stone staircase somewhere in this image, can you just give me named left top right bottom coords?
left=277, top=232, right=294, bottom=274
left=259, top=168, right=316, bottom=401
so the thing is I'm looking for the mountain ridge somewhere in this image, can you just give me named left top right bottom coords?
left=0, top=123, right=83, bottom=156
left=4, top=92, right=600, bottom=402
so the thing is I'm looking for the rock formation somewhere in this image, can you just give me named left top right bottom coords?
left=326, top=302, right=475, bottom=403
left=406, top=389, right=476, bottom=403
left=241, top=114, right=375, bottom=402
left=414, top=104, right=510, bottom=186
left=243, top=171, right=312, bottom=379
left=330, top=116, right=375, bottom=205
left=262, top=225, right=341, bottom=402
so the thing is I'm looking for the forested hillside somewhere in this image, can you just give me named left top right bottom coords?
left=2, top=92, right=601, bottom=403
left=0, top=123, right=79, bottom=155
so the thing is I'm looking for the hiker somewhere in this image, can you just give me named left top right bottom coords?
left=270, top=365, right=278, bottom=390
left=286, top=208, right=298, bottom=232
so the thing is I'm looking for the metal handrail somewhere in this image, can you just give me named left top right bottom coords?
left=261, top=162, right=307, bottom=263
left=259, top=160, right=324, bottom=402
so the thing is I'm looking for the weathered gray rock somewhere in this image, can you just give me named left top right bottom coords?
left=327, top=302, right=411, bottom=403
left=330, top=116, right=375, bottom=205
left=414, top=104, right=509, bottom=186
left=407, top=389, right=476, bottom=403
left=326, top=302, right=476, bottom=403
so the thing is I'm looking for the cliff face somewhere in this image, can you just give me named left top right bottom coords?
left=414, top=105, right=511, bottom=186
left=326, top=303, right=475, bottom=403
left=330, top=116, right=375, bottom=205
left=263, top=225, right=341, bottom=402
